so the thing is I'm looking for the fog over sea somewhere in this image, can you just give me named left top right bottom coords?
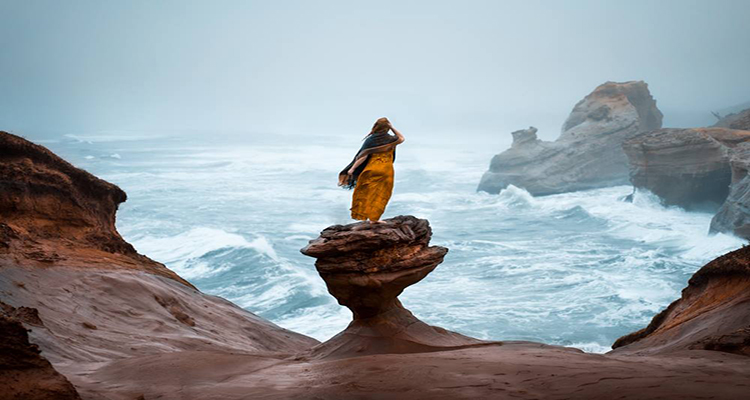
left=35, top=131, right=743, bottom=353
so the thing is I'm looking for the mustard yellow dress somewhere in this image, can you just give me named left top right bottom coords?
left=351, top=150, right=395, bottom=221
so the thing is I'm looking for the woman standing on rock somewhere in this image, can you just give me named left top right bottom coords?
left=338, top=117, right=405, bottom=224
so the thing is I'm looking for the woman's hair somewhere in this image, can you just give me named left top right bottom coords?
left=369, top=117, right=390, bottom=135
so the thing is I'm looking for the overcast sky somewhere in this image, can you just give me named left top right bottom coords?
left=1, top=0, right=749, bottom=140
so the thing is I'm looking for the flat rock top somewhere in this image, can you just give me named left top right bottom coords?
left=301, top=215, right=434, bottom=258
left=625, top=128, right=750, bottom=148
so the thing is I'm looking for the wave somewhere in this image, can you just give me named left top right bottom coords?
left=130, top=227, right=279, bottom=279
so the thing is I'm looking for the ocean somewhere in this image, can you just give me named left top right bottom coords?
left=34, top=131, right=744, bottom=353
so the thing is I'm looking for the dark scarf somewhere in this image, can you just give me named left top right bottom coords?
left=339, top=132, right=398, bottom=189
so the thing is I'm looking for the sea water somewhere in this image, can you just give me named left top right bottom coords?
left=35, top=132, right=744, bottom=353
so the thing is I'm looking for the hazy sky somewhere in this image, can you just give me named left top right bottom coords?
left=1, top=0, right=749, bottom=140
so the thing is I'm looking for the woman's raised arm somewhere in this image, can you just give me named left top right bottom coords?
left=390, top=125, right=405, bottom=145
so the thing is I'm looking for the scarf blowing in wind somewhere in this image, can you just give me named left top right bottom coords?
left=338, top=123, right=398, bottom=189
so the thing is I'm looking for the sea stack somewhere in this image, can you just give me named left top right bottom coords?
left=478, top=81, right=663, bottom=195
left=301, top=215, right=485, bottom=359
left=622, top=127, right=750, bottom=238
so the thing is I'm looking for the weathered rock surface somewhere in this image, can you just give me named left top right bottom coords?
left=301, top=216, right=486, bottom=359
left=622, top=127, right=750, bottom=211
left=710, top=142, right=750, bottom=237
left=612, top=245, right=750, bottom=356
left=0, top=131, right=191, bottom=286
left=478, top=81, right=663, bottom=195
left=0, top=307, right=82, bottom=400
left=714, top=108, right=750, bottom=131
left=0, top=131, right=319, bottom=397
left=3, top=131, right=750, bottom=399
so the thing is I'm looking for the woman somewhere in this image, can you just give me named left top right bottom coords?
left=338, top=117, right=405, bottom=224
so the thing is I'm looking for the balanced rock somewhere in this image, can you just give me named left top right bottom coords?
left=478, top=81, right=663, bottom=195
left=301, top=215, right=485, bottom=359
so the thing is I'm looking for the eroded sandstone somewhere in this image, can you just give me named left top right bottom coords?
left=301, top=216, right=486, bottom=359
left=622, top=127, right=750, bottom=210
left=478, top=81, right=663, bottom=195
left=612, top=244, right=750, bottom=356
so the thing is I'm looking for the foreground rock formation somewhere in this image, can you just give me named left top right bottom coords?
left=622, top=127, right=750, bottom=238
left=0, top=310, right=81, bottom=400
left=301, top=216, right=486, bottom=359
left=612, top=244, right=750, bottom=356
left=0, top=131, right=318, bottom=398
left=2, top=130, right=750, bottom=399
left=478, top=81, right=663, bottom=195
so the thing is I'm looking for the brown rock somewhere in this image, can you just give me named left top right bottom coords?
left=479, top=81, right=663, bottom=195
left=301, top=216, right=486, bottom=359
left=622, top=127, right=750, bottom=210
left=611, top=245, right=750, bottom=356
left=0, top=131, right=319, bottom=396
left=0, top=131, right=192, bottom=287
left=0, top=311, right=81, bottom=400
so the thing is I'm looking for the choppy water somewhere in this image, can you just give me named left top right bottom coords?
left=36, top=132, right=744, bottom=353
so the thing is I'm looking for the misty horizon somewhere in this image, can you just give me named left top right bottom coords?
left=2, top=0, right=749, bottom=142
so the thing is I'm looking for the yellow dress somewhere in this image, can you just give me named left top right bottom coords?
left=351, top=150, right=395, bottom=221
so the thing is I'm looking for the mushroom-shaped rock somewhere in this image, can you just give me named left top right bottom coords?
left=301, top=215, right=487, bottom=359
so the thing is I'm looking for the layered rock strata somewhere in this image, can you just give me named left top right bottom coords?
left=3, top=131, right=750, bottom=399
left=711, top=142, right=750, bottom=237
left=622, top=128, right=750, bottom=210
left=714, top=108, right=750, bottom=131
left=0, top=131, right=319, bottom=397
left=301, top=215, right=485, bottom=359
left=0, top=307, right=82, bottom=400
left=478, top=81, right=663, bottom=195
left=612, top=245, right=750, bottom=356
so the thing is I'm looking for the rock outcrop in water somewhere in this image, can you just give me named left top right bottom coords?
left=622, top=127, right=750, bottom=238
left=622, top=128, right=750, bottom=210
left=612, top=244, right=750, bottom=356
left=300, top=216, right=485, bottom=359
left=711, top=142, right=750, bottom=237
left=478, top=81, right=663, bottom=195
left=3, top=131, right=750, bottom=399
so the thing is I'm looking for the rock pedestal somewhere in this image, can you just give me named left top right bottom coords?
left=301, top=215, right=485, bottom=359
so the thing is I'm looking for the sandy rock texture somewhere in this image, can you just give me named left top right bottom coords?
left=622, top=128, right=750, bottom=209
left=0, top=131, right=318, bottom=398
left=622, top=127, right=750, bottom=238
left=2, top=131, right=750, bottom=399
left=612, top=244, right=750, bottom=356
left=478, top=81, right=662, bottom=195
left=0, top=307, right=81, bottom=400
left=301, top=216, right=486, bottom=359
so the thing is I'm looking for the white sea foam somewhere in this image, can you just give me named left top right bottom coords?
left=130, top=227, right=278, bottom=279
left=70, top=134, right=745, bottom=349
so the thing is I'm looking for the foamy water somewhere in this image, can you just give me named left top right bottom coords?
left=39, top=132, right=744, bottom=354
